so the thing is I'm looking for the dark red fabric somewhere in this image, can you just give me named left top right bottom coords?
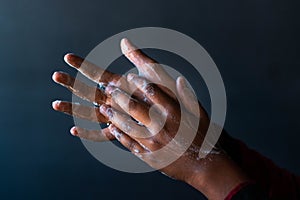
left=225, top=181, right=254, bottom=200
left=220, top=133, right=300, bottom=199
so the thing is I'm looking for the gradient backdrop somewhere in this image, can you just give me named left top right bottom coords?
left=1, top=0, right=299, bottom=199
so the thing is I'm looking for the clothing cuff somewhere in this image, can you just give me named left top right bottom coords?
left=224, top=181, right=254, bottom=200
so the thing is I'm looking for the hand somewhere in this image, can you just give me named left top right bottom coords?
left=52, top=39, right=249, bottom=200
left=52, top=38, right=208, bottom=142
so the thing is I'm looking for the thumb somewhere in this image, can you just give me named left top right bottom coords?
left=176, top=76, right=202, bottom=117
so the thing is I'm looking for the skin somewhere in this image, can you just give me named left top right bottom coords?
left=52, top=38, right=250, bottom=200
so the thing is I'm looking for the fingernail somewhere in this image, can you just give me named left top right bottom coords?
left=107, top=87, right=122, bottom=102
left=100, top=104, right=113, bottom=118
left=109, top=125, right=121, bottom=140
left=52, top=72, right=59, bottom=82
left=100, top=104, right=108, bottom=113
left=52, top=71, right=69, bottom=83
left=105, top=85, right=116, bottom=95
left=64, top=53, right=81, bottom=68
left=52, top=100, right=61, bottom=110
left=120, top=38, right=136, bottom=54
left=120, top=38, right=129, bottom=54
left=178, top=76, right=188, bottom=88
left=70, top=127, right=78, bottom=136
left=64, top=53, right=74, bottom=64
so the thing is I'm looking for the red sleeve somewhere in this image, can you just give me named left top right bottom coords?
left=220, top=132, right=300, bottom=199
left=225, top=181, right=255, bottom=200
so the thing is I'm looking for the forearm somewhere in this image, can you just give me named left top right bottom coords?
left=220, top=132, right=300, bottom=199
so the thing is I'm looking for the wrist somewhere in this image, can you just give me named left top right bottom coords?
left=185, top=153, right=250, bottom=200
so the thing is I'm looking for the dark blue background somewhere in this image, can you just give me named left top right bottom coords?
left=1, top=0, right=299, bottom=199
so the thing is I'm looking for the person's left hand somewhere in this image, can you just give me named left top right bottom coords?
left=52, top=39, right=208, bottom=143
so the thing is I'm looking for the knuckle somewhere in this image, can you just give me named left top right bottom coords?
left=128, top=141, right=137, bottom=151
left=128, top=98, right=138, bottom=112
left=95, top=89, right=106, bottom=103
left=105, top=107, right=114, bottom=119
left=145, top=83, right=156, bottom=96
left=147, top=136, right=161, bottom=148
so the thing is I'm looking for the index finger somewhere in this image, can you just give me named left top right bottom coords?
left=64, top=53, right=128, bottom=89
